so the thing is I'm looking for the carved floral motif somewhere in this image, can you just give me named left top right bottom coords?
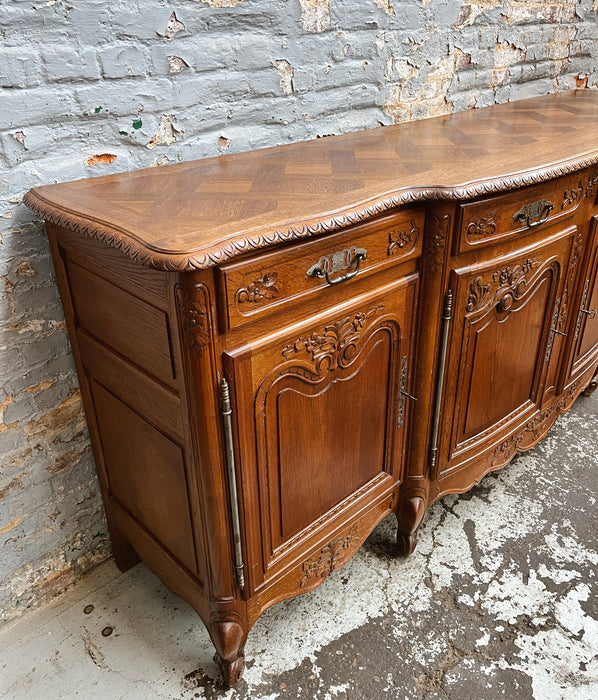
left=282, top=306, right=383, bottom=375
left=586, top=167, right=598, bottom=199
left=492, top=258, right=535, bottom=286
left=466, top=211, right=497, bottom=238
left=466, top=259, right=538, bottom=314
left=300, top=527, right=359, bottom=587
left=387, top=219, right=419, bottom=256
left=561, top=181, right=584, bottom=209
left=235, top=272, right=280, bottom=304
left=175, top=284, right=210, bottom=356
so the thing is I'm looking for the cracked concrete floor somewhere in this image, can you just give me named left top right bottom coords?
left=1, top=394, right=596, bottom=700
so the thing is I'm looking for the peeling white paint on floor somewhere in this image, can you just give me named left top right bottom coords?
left=0, top=398, right=596, bottom=698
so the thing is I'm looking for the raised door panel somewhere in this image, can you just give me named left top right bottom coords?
left=567, top=216, right=598, bottom=382
left=224, top=274, right=418, bottom=593
left=438, top=227, right=574, bottom=478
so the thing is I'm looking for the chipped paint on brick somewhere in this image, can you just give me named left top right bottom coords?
left=0, top=475, right=26, bottom=501
left=149, top=155, right=171, bottom=167
left=196, top=0, right=244, bottom=6
left=0, top=518, right=23, bottom=536
left=23, top=391, right=86, bottom=438
left=299, top=0, right=331, bottom=33
left=455, top=1, right=501, bottom=27
left=12, top=131, right=26, bottom=146
left=164, top=12, right=185, bottom=41
left=146, top=114, right=182, bottom=149
left=275, top=59, right=295, bottom=94
left=16, top=261, right=37, bottom=277
left=46, top=446, right=91, bottom=476
left=167, top=55, right=188, bottom=73
left=85, top=154, right=117, bottom=166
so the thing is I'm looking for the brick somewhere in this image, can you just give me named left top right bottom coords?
left=0, top=47, right=42, bottom=88
left=41, top=46, right=100, bottom=83
left=98, top=44, right=150, bottom=79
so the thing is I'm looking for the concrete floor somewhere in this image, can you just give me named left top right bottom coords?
left=0, top=394, right=596, bottom=700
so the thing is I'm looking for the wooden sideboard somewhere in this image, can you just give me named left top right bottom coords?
left=25, top=90, right=598, bottom=685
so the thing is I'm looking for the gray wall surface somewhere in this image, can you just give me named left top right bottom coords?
left=1, top=0, right=597, bottom=622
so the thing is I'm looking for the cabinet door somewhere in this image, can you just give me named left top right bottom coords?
left=437, top=227, right=575, bottom=479
left=564, top=215, right=598, bottom=385
left=224, top=274, right=418, bottom=594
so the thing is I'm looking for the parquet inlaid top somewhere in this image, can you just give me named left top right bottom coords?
left=24, top=91, right=598, bottom=270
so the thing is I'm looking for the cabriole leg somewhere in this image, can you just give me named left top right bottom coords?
left=209, top=619, right=247, bottom=686
left=583, top=369, right=598, bottom=396
left=396, top=495, right=426, bottom=556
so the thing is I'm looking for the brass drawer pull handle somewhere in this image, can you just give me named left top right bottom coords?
left=513, top=199, right=554, bottom=228
left=306, top=246, right=367, bottom=286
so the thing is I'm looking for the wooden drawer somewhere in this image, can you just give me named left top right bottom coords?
left=454, top=170, right=587, bottom=254
left=217, top=208, right=424, bottom=330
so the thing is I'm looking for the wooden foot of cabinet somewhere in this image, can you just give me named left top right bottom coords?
left=583, top=369, right=598, bottom=396
left=109, top=522, right=140, bottom=573
left=209, top=619, right=247, bottom=686
left=395, top=495, right=427, bottom=556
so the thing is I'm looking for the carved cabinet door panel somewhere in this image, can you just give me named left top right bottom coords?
left=564, top=215, right=598, bottom=386
left=437, top=227, right=575, bottom=479
left=223, top=274, right=418, bottom=594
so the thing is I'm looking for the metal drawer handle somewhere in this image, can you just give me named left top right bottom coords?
left=306, top=246, right=367, bottom=286
left=513, top=199, right=554, bottom=228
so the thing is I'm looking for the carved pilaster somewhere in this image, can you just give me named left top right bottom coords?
left=175, top=283, right=210, bottom=356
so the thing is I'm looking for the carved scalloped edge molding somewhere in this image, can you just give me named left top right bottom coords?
left=23, top=152, right=598, bottom=271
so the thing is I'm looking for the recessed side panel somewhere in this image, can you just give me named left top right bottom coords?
left=91, top=381, right=197, bottom=575
left=66, top=259, right=176, bottom=387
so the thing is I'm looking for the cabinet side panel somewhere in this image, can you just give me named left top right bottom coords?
left=66, top=259, right=176, bottom=387
left=91, top=381, right=197, bottom=575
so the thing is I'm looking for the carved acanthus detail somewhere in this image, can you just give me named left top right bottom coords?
left=562, top=181, right=584, bottom=209
left=235, top=272, right=280, bottom=304
left=466, top=211, right=497, bottom=238
left=491, top=377, right=583, bottom=466
left=466, top=277, right=490, bottom=313
left=300, top=527, right=359, bottom=587
left=282, top=306, right=383, bottom=375
left=387, top=219, right=419, bottom=256
left=175, top=284, right=210, bottom=356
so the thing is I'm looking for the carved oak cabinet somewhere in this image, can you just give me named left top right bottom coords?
left=25, top=91, right=598, bottom=684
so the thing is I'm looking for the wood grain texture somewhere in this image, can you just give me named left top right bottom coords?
left=31, top=93, right=598, bottom=686
left=24, top=91, right=598, bottom=270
